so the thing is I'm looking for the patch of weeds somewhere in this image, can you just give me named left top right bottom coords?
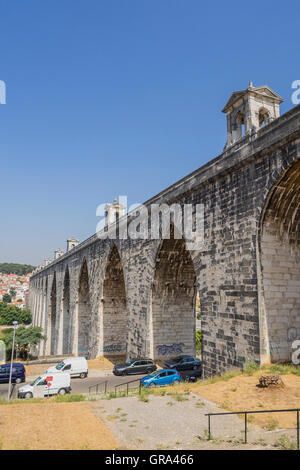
left=183, top=389, right=190, bottom=395
left=221, top=401, right=230, bottom=410
left=167, top=401, right=175, bottom=406
left=116, top=407, right=122, bottom=412
left=203, top=430, right=212, bottom=441
left=120, top=413, right=127, bottom=417
left=120, top=418, right=127, bottom=422
left=257, top=402, right=264, bottom=408
left=255, top=438, right=267, bottom=447
left=156, top=444, right=170, bottom=450
left=264, top=416, right=279, bottom=431
left=55, top=394, right=85, bottom=403
left=129, top=424, right=136, bottom=428
left=107, top=414, right=119, bottom=421
left=247, top=415, right=255, bottom=424
left=139, top=393, right=149, bottom=403
left=230, top=386, right=237, bottom=392
left=195, top=400, right=205, bottom=408
left=275, top=435, right=297, bottom=450
left=243, top=361, right=260, bottom=376
left=174, top=394, right=188, bottom=402
left=175, top=441, right=181, bottom=445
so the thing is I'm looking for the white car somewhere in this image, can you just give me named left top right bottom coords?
left=18, top=372, right=71, bottom=399
left=47, top=357, right=88, bottom=378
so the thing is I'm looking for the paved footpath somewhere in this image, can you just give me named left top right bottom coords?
left=91, top=392, right=296, bottom=450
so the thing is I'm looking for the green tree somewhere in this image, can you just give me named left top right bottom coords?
left=196, top=329, right=202, bottom=351
left=9, top=288, right=17, bottom=299
left=2, top=326, right=45, bottom=359
left=0, top=304, right=32, bottom=325
left=0, top=263, right=35, bottom=275
left=2, top=294, right=11, bottom=303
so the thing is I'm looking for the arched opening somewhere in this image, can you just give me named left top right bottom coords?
left=62, top=267, right=71, bottom=354
left=77, top=259, right=91, bottom=357
left=50, top=273, right=57, bottom=355
left=236, top=111, right=245, bottom=137
left=260, top=159, right=300, bottom=362
left=258, top=108, right=270, bottom=128
left=150, top=225, right=197, bottom=359
left=102, top=245, right=127, bottom=357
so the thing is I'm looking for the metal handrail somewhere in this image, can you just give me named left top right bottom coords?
left=205, top=408, right=300, bottom=449
left=88, top=380, right=109, bottom=395
left=114, top=378, right=142, bottom=396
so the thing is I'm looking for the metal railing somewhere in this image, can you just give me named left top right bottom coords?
left=88, top=378, right=142, bottom=396
left=205, top=408, right=300, bottom=449
left=114, top=379, right=142, bottom=396
left=88, top=380, right=109, bottom=395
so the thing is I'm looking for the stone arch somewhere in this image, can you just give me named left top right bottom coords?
left=49, top=273, right=57, bottom=355
left=236, top=111, right=245, bottom=137
left=150, top=225, right=197, bottom=359
left=258, top=158, right=300, bottom=363
left=77, top=258, right=91, bottom=357
left=62, top=266, right=71, bottom=354
left=258, top=107, right=270, bottom=128
left=101, top=244, right=127, bottom=357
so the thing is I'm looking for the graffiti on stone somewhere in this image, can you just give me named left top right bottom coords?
left=103, top=344, right=123, bottom=353
left=156, top=343, right=185, bottom=356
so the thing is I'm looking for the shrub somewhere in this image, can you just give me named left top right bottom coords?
left=243, top=361, right=260, bottom=376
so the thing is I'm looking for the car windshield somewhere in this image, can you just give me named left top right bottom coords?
left=171, top=357, right=183, bottom=363
left=124, top=360, right=135, bottom=366
left=30, top=376, right=42, bottom=386
left=148, top=371, right=159, bottom=377
left=56, top=361, right=65, bottom=370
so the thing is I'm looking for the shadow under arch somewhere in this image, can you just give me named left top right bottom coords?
left=62, top=266, right=71, bottom=354
left=49, top=273, right=57, bottom=355
left=77, top=258, right=91, bottom=357
left=101, top=244, right=127, bottom=358
left=257, top=158, right=300, bottom=363
left=149, top=224, right=197, bottom=360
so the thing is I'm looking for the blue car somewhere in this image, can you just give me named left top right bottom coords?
left=141, top=369, right=181, bottom=387
left=0, top=363, right=26, bottom=384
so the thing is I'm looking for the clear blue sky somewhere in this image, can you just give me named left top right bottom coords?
left=0, top=0, right=299, bottom=265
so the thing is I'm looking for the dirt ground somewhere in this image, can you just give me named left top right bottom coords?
left=0, top=401, right=118, bottom=450
left=92, top=391, right=286, bottom=450
left=191, top=372, right=300, bottom=430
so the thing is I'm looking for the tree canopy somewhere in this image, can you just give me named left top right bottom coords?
left=1, top=326, right=45, bottom=359
left=0, top=303, right=32, bottom=325
left=0, top=263, right=35, bottom=275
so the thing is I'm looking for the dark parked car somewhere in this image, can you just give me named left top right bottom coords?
left=0, top=363, right=26, bottom=384
left=181, top=369, right=202, bottom=382
left=113, top=358, right=157, bottom=376
left=164, top=355, right=202, bottom=372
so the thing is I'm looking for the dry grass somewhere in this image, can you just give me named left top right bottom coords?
left=87, top=356, right=116, bottom=370
left=0, top=401, right=118, bottom=450
left=193, top=372, right=300, bottom=430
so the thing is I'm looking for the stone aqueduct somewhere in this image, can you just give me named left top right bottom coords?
left=29, top=84, right=300, bottom=375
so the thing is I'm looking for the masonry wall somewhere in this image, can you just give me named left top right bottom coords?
left=29, top=104, right=300, bottom=375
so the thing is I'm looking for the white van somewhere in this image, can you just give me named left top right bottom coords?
left=18, top=372, right=71, bottom=399
left=47, top=357, right=88, bottom=378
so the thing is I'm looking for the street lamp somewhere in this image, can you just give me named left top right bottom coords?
left=8, top=320, right=18, bottom=400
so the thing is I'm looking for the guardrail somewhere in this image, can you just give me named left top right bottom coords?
left=88, top=380, right=109, bottom=395
left=114, top=379, right=142, bottom=396
left=205, top=408, right=300, bottom=449
left=88, top=378, right=142, bottom=396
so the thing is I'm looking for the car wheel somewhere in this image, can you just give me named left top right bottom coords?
left=15, top=378, right=22, bottom=384
left=173, top=379, right=180, bottom=386
left=58, top=388, right=66, bottom=395
left=146, top=368, right=152, bottom=374
left=122, top=371, right=127, bottom=376
left=193, top=365, right=198, bottom=370
left=80, top=373, right=86, bottom=379
left=149, top=382, right=156, bottom=388
left=25, top=392, right=33, bottom=399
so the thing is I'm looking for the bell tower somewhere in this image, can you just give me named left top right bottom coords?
left=222, top=82, right=284, bottom=149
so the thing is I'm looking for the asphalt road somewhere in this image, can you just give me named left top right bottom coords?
left=0, top=372, right=146, bottom=399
